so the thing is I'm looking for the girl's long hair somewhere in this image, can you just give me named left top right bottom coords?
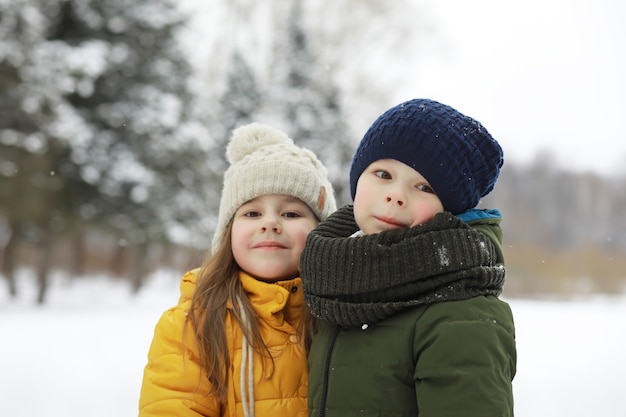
left=185, top=220, right=317, bottom=401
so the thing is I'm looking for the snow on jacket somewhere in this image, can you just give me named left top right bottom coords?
left=139, top=269, right=308, bottom=417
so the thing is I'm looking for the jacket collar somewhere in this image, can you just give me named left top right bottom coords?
left=238, top=272, right=303, bottom=324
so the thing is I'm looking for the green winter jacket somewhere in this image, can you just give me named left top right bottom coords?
left=302, top=206, right=516, bottom=417
left=308, top=296, right=515, bottom=417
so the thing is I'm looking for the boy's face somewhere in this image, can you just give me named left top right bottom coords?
left=231, top=194, right=318, bottom=282
left=353, top=159, right=444, bottom=235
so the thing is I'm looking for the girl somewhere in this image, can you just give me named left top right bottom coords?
left=139, top=123, right=336, bottom=417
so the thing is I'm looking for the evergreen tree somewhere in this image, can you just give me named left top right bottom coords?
left=44, top=0, right=216, bottom=243
left=268, top=1, right=354, bottom=205
left=0, top=0, right=217, bottom=300
left=216, top=50, right=262, bottom=151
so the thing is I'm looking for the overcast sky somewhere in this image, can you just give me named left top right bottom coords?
left=403, top=0, right=626, bottom=176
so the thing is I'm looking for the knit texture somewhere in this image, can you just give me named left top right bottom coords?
left=212, top=123, right=337, bottom=252
left=300, top=205, right=505, bottom=327
left=350, top=98, right=503, bottom=214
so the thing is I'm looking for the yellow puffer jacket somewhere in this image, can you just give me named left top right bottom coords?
left=139, top=269, right=308, bottom=417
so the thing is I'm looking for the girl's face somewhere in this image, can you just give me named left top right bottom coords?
left=353, top=159, right=444, bottom=235
left=231, top=194, right=318, bottom=282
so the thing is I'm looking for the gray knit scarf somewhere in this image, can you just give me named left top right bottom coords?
left=300, top=205, right=505, bottom=327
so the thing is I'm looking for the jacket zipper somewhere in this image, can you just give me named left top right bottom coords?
left=319, top=325, right=340, bottom=417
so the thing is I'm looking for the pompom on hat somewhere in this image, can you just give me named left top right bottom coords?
left=211, top=123, right=337, bottom=252
left=349, top=98, right=503, bottom=214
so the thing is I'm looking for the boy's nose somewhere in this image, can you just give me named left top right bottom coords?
left=385, top=196, right=405, bottom=206
left=385, top=187, right=406, bottom=206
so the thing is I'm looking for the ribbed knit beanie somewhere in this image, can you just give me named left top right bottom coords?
left=349, top=98, right=503, bottom=214
left=211, top=123, right=337, bottom=253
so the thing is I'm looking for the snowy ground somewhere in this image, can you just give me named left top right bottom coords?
left=1, top=269, right=625, bottom=417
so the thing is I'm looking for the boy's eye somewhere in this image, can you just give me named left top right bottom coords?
left=374, top=170, right=391, bottom=179
left=416, top=184, right=436, bottom=194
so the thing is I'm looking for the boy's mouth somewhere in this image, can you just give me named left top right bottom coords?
left=374, top=216, right=405, bottom=228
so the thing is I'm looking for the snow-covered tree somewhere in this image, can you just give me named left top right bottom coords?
left=178, top=0, right=435, bottom=204
left=267, top=1, right=354, bottom=204
left=215, top=50, right=262, bottom=148
left=0, top=0, right=218, bottom=301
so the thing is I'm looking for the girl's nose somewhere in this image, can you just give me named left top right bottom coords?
left=260, top=217, right=282, bottom=233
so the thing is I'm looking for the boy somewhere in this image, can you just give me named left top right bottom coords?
left=301, top=98, right=516, bottom=417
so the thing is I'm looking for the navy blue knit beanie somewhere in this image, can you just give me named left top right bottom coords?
left=349, top=98, right=503, bottom=214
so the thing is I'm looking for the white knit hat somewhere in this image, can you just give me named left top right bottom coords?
left=211, top=123, right=337, bottom=253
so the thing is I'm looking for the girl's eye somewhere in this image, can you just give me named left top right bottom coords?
left=416, top=184, right=436, bottom=194
left=244, top=210, right=261, bottom=217
left=375, top=170, right=391, bottom=179
left=283, top=211, right=301, bottom=218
